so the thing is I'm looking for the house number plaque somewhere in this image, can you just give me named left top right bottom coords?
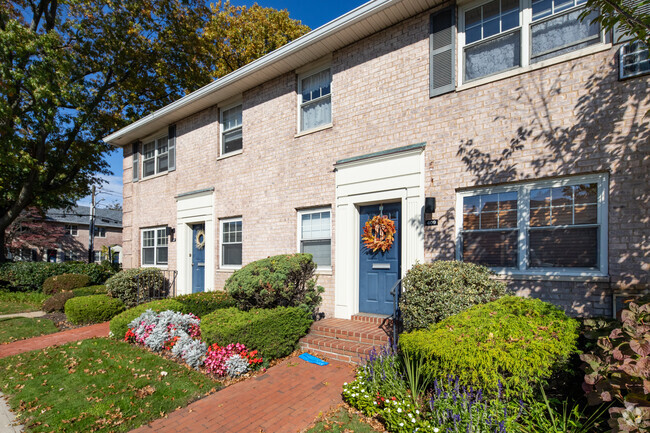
left=425, top=219, right=438, bottom=226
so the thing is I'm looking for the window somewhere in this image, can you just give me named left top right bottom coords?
left=221, top=104, right=243, bottom=155
left=298, top=209, right=331, bottom=269
left=94, top=227, right=106, bottom=238
left=457, top=174, right=607, bottom=275
left=221, top=218, right=242, bottom=267
left=141, top=227, right=168, bottom=266
left=459, top=0, right=602, bottom=83
left=65, top=225, right=78, bottom=236
left=142, top=136, right=168, bottom=177
left=299, top=67, right=332, bottom=132
left=620, top=41, right=650, bottom=79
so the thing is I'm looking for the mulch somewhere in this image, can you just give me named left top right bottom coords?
left=41, top=312, right=88, bottom=331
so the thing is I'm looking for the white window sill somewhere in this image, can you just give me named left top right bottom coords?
left=315, top=267, right=333, bottom=276
left=141, top=264, right=169, bottom=270
left=295, top=123, right=333, bottom=138
left=140, top=170, right=169, bottom=182
left=216, top=266, right=241, bottom=272
left=493, top=272, right=609, bottom=283
left=455, top=43, right=612, bottom=93
left=217, top=149, right=243, bottom=161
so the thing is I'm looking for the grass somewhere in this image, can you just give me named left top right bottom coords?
left=0, top=291, right=49, bottom=314
left=72, top=285, right=108, bottom=297
left=306, top=406, right=383, bottom=433
left=0, top=338, right=219, bottom=432
left=0, top=317, right=59, bottom=344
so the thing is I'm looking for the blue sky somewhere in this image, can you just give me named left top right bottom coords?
left=85, top=0, right=366, bottom=209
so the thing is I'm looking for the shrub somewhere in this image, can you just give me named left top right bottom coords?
left=72, top=285, right=108, bottom=297
left=225, top=254, right=324, bottom=312
left=105, top=268, right=164, bottom=308
left=399, top=260, right=509, bottom=332
left=0, top=261, right=115, bottom=291
left=580, top=301, right=650, bottom=431
left=201, top=306, right=312, bottom=360
left=64, top=295, right=125, bottom=325
left=109, top=299, right=188, bottom=340
left=399, top=296, right=580, bottom=399
left=174, top=291, right=235, bottom=317
left=42, top=273, right=90, bottom=295
left=42, top=291, right=75, bottom=313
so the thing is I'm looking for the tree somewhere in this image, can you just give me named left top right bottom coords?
left=583, top=0, right=650, bottom=46
left=0, top=0, right=309, bottom=262
left=4, top=207, right=67, bottom=260
left=105, top=203, right=123, bottom=211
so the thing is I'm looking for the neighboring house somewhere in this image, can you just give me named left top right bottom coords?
left=10, top=206, right=123, bottom=264
left=105, top=0, right=649, bottom=319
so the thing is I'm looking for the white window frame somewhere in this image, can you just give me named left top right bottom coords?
left=457, top=0, right=606, bottom=86
left=93, top=226, right=107, bottom=238
left=65, top=224, right=78, bottom=236
left=297, top=207, right=332, bottom=271
left=619, top=41, right=650, bottom=79
left=142, top=133, right=169, bottom=178
left=297, top=63, right=333, bottom=133
left=220, top=217, right=242, bottom=269
left=141, top=226, right=168, bottom=268
left=455, top=173, right=608, bottom=277
left=219, top=102, right=243, bottom=156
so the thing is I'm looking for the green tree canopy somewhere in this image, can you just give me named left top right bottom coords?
left=0, top=0, right=309, bottom=261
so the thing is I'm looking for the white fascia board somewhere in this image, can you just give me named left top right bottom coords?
left=103, top=0, right=415, bottom=147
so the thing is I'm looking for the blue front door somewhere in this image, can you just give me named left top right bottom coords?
left=359, top=202, right=400, bottom=315
left=192, top=224, right=205, bottom=293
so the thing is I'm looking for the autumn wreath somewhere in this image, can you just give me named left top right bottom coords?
left=362, top=215, right=396, bottom=252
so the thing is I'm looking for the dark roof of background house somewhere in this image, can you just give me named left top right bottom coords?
left=46, top=206, right=122, bottom=228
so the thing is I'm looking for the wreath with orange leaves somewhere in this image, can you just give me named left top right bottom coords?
left=362, top=215, right=396, bottom=252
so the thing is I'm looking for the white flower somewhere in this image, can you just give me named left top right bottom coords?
left=374, top=401, right=377, bottom=405
left=343, top=382, right=347, bottom=385
left=416, top=410, right=420, bottom=414
left=411, top=419, right=416, bottom=423
left=160, top=371, right=168, bottom=376
left=397, top=408, right=402, bottom=413
left=399, top=423, right=404, bottom=427
left=434, top=429, right=439, bottom=433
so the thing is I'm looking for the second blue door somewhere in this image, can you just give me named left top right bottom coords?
left=192, top=224, right=205, bottom=293
left=359, top=202, right=400, bottom=315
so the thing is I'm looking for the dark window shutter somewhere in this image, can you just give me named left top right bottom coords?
left=430, top=7, right=456, bottom=97
left=614, top=0, right=649, bottom=43
left=168, top=124, right=176, bottom=172
left=132, top=142, right=140, bottom=182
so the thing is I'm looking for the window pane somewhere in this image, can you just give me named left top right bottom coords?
left=143, top=159, right=155, bottom=177
left=143, top=142, right=155, bottom=159
left=301, top=69, right=331, bottom=102
left=223, top=105, right=242, bottom=131
left=157, top=137, right=168, bottom=154
left=575, top=204, right=597, bottom=224
left=463, top=213, right=480, bottom=230
left=157, top=154, right=168, bottom=172
left=531, top=8, right=600, bottom=63
left=143, top=231, right=155, bottom=247
left=529, top=227, right=598, bottom=267
left=499, top=210, right=518, bottom=228
left=530, top=188, right=550, bottom=207
left=532, top=0, right=553, bottom=20
left=301, top=95, right=332, bottom=130
left=551, top=205, right=573, bottom=225
left=143, top=248, right=155, bottom=265
left=530, top=207, right=551, bottom=227
left=463, top=230, right=518, bottom=267
left=465, top=30, right=521, bottom=81
left=223, top=244, right=242, bottom=266
left=574, top=183, right=597, bottom=204
left=157, top=229, right=168, bottom=245
left=223, top=128, right=243, bottom=154
left=301, top=239, right=331, bottom=267
left=463, top=195, right=481, bottom=213
left=481, top=212, right=499, bottom=229
left=157, top=247, right=168, bottom=265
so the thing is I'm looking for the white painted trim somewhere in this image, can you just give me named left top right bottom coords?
left=296, top=207, right=333, bottom=272
left=219, top=216, right=243, bottom=269
left=140, top=226, right=169, bottom=268
left=219, top=101, right=243, bottom=157
left=297, top=63, right=333, bottom=134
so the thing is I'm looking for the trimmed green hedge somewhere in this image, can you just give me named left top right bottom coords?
left=173, top=291, right=235, bottom=317
left=64, top=295, right=126, bottom=325
left=42, top=273, right=90, bottom=295
left=72, top=285, right=108, bottom=297
left=399, top=296, right=580, bottom=398
left=201, top=307, right=313, bottom=360
left=225, top=254, right=323, bottom=312
left=0, top=261, right=116, bottom=291
left=106, top=268, right=165, bottom=308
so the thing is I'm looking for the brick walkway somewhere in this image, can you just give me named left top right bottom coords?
left=0, top=322, right=110, bottom=358
left=131, top=356, right=356, bottom=433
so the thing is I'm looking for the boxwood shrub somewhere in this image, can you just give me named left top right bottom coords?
left=64, top=295, right=126, bottom=325
left=399, top=260, right=508, bottom=331
left=225, top=254, right=324, bottom=312
left=42, top=291, right=76, bottom=313
left=399, top=296, right=580, bottom=399
left=72, top=285, right=108, bottom=297
left=106, top=268, right=164, bottom=308
left=0, top=261, right=115, bottom=291
left=201, top=306, right=313, bottom=360
left=42, top=273, right=90, bottom=295
left=173, top=291, right=235, bottom=317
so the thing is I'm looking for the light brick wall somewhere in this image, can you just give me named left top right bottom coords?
left=121, top=6, right=649, bottom=318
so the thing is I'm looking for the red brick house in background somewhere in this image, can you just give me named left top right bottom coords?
left=7, top=206, right=123, bottom=264
left=104, top=0, right=649, bottom=319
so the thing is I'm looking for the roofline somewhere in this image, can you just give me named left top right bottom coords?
left=103, top=0, right=403, bottom=145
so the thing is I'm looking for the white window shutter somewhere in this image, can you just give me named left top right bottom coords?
left=168, top=124, right=176, bottom=172
left=430, top=7, right=456, bottom=97
left=132, top=142, right=140, bottom=182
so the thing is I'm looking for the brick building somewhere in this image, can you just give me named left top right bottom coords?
left=105, top=0, right=649, bottom=318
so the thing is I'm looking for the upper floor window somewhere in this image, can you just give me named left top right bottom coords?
left=221, top=104, right=242, bottom=155
left=142, top=227, right=168, bottom=266
left=457, top=173, right=608, bottom=275
left=459, top=0, right=601, bottom=83
left=143, top=135, right=169, bottom=177
left=298, top=208, right=331, bottom=269
left=94, top=227, right=106, bottom=238
left=65, top=224, right=78, bottom=236
left=298, top=67, right=332, bottom=132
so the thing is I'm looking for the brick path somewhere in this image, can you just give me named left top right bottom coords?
left=0, top=322, right=110, bottom=358
left=131, top=356, right=356, bottom=433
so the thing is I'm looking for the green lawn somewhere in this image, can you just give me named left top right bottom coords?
left=0, top=338, right=219, bottom=432
left=0, top=291, right=49, bottom=314
left=306, top=407, right=383, bottom=433
left=0, top=317, right=59, bottom=343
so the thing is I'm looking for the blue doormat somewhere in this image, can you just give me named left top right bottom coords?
left=299, top=353, right=329, bottom=366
